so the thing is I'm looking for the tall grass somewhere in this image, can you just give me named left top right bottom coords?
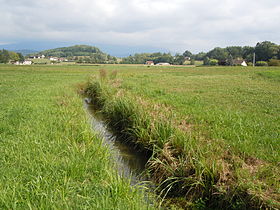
left=84, top=68, right=280, bottom=209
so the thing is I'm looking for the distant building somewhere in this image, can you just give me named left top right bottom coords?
left=156, top=62, right=171, bottom=66
left=23, top=60, right=32, bottom=65
left=14, top=60, right=32, bottom=65
left=145, top=61, right=154, bottom=65
left=58, top=57, right=68, bottom=62
left=50, top=57, right=58, bottom=61
left=29, top=55, right=44, bottom=59
left=233, top=59, right=247, bottom=66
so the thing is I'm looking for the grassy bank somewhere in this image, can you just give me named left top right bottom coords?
left=0, top=65, right=154, bottom=209
left=84, top=66, right=280, bottom=208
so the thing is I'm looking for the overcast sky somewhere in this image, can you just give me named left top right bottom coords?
left=0, top=0, right=279, bottom=54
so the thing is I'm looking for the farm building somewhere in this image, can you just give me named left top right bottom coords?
left=14, top=60, right=32, bottom=65
left=233, top=59, right=247, bottom=66
left=145, top=61, right=154, bottom=65
left=49, top=57, right=58, bottom=61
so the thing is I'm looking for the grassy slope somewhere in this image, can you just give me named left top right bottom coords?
left=0, top=65, right=153, bottom=209
left=84, top=65, right=280, bottom=208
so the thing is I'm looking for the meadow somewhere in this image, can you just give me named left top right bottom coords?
left=84, top=65, right=280, bottom=208
left=0, top=64, right=279, bottom=209
left=0, top=65, right=154, bottom=209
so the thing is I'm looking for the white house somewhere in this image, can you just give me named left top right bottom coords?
left=241, top=61, right=247, bottom=66
left=50, top=57, right=58, bottom=61
left=145, top=61, right=154, bottom=65
left=14, top=60, right=32, bottom=65
left=23, top=60, right=32, bottom=65
left=233, top=59, right=247, bottom=66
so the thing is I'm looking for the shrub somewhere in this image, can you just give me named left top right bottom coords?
left=268, top=59, right=280, bottom=66
left=209, top=59, right=218, bottom=66
left=255, top=61, right=268, bottom=66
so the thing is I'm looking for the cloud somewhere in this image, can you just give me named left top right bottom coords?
left=0, top=0, right=279, bottom=53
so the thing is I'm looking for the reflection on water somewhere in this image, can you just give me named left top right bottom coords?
left=84, top=100, right=149, bottom=184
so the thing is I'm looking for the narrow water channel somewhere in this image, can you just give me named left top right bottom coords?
left=84, top=99, right=150, bottom=185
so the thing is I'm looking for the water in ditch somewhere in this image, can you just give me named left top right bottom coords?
left=84, top=99, right=150, bottom=185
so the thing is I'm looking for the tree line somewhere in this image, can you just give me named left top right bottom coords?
left=191, top=41, right=280, bottom=66
left=0, top=49, right=24, bottom=63
left=120, top=52, right=186, bottom=65
left=120, top=41, right=280, bottom=66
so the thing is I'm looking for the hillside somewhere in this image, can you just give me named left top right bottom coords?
left=37, top=45, right=104, bottom=57
left=34, top=45, right=117, bottom=64
left=15, top=49, right=38, bottom=56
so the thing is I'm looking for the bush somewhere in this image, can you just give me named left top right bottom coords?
left=268, top=59, right=280, bottom=66
left=255, top=61, right=268, bottom=66
left=209, top=59, right=218, bottom=66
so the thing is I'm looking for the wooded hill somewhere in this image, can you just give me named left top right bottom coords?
left=37, top=45, right=102, bottom=57
left=34, top=45, right=117, bottom=64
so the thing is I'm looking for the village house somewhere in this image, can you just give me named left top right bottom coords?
left=58, top=58, right=68, bottom=62
left=49, top=57, right=58, bottom=61
left=145, top=61, right=154, bottom=65
left=233, top=59, right=247, bottom=66
left=29, top=55, right=45, bottom=59
left=14, top=60, right=32, bottom=65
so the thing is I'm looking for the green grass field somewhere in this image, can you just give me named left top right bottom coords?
left=0, top=64, right=279, bottom=208
left=0, top=65, right=154, bottom=209
left=83, top=65, right=280, bottom=208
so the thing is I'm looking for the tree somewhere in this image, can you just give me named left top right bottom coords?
left=226, top=46, right=243, bottom=59
left=154, top=53, right=174, bottom=64
left=194, top=52, right=206, bottom=61
left=9, top=51, right=20, bottom=61
left=183, top=50, right=192, bottom=58
left=0, top=49, right=10, bottom=63
left=17, top=53, right=25, bottom=62
left=277, top=46, right=280, bottom=59
left=173, top=54, right=185, bottom=65
left=255, top=41, right=278, bottom=61
left=206, top=47, right=229, bottom=63
left=242, top=46, right=254, bottom=62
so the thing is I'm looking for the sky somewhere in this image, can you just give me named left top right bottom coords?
left=0, top=0, right=279, bottom=56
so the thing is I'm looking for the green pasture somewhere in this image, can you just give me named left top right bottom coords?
left=0, top=64, right=279, bottom=208
left=0, top=65, right=154, bottom=209
left=84, top=64, right=280, bottom=208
